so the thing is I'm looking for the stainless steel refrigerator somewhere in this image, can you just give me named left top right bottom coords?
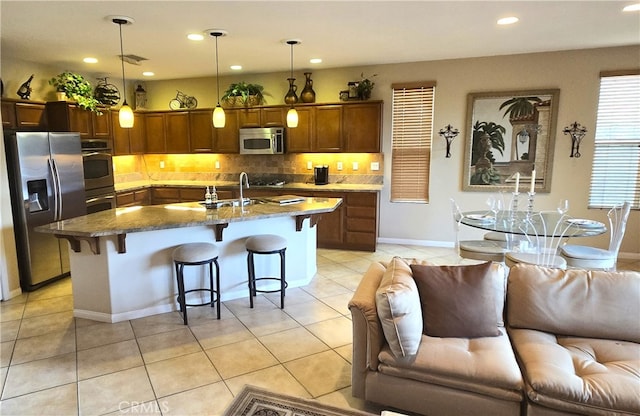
left=4, top=131, right=86, bottom=291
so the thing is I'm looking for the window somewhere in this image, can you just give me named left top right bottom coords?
left=390, top=82, right=436, bottom=203
left=589, top=71, right=640, bottom=209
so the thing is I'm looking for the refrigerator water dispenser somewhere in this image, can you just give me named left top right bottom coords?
left=27, top=179, right=48, bottom=212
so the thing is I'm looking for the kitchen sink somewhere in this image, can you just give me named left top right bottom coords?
left=201, top=198, right=267, bottom=209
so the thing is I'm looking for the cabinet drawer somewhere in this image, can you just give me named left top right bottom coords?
left=346, top=217, right=376, bottom=233
left=152, top=188, right=180, bottom=200
left=345, top=231, right=376, bottom=247
left=346, top=206, right=376, bottom=219
left=181, top=188, right=204, bottom=201
left=346, top=192, right=377, bottom=206
left=116, top=192, right=135, bottom=206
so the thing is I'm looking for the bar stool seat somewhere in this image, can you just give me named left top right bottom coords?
left=246, top=235, right=287, bottom=309
left=173, top=242, right=220, bottom=325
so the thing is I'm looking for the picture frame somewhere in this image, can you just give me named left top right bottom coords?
left=462, top=89, right=560, bottom=193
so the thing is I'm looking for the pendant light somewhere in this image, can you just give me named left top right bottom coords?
left=286, top=39, right=301, bottom=128
left=207, top=29, right=228, bottom=128
left=112, top=16, right=134, bottom=128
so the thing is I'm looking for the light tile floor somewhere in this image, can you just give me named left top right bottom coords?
left=1, top=245, right=638, bottom=416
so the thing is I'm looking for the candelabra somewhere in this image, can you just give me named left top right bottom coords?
left=438, top=124, right=459, bottom=158
left=509, top=192, right=520, bottom=224
left=525, top=192, right=536, bottom=220
left=563, top=121, right=587, bottom=158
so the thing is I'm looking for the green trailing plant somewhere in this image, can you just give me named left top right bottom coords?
left=471, top=121, right=505, bottom=165
left=49, top=71, right=102, bottom=113
left=356, top=73, right=377, bottom=100
left=499, top=96, right=542, bottom=120
left=221, top=81, right=269, bottom=106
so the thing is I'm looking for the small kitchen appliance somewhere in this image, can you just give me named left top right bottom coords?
left=314, top=165, right=329, bottom=185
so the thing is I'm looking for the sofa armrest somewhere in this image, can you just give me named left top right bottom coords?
left=348, top=261, right=387, bottom=398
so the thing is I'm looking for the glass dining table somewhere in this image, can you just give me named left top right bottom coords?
left=460, top=210, right=607, bottom=238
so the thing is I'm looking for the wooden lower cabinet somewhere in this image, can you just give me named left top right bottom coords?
left=116, top=189, right=150, bottom=207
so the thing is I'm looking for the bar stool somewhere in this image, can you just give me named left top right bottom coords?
left=172, top=242, right=220, bottom=325
left=246, top=235, right=287, bottom=309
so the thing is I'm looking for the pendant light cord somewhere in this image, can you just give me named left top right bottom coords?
left=118, top=21, right=127, bottom=105
left=215, top=35, right=221, bottom=106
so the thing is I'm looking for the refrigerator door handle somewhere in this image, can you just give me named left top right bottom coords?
left=50, top=158, right=63, bottom=221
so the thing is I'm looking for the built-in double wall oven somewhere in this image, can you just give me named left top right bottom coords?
left=81, top=139, right=116, bottom=214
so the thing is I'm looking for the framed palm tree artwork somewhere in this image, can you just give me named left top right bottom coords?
left=462, top=89, right=560, bottom=192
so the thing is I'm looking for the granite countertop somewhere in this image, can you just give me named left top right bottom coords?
left=115, top=180, right=382, bottom=193
left=36, top=197, right=343, bottom=238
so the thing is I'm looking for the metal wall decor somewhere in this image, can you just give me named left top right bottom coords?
left=563, top=121, right=587, bottom=158
left=438, top=124, right=459, bottom=158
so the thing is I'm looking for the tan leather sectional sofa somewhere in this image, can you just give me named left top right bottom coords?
left=348, top=259, right=640, bottom=416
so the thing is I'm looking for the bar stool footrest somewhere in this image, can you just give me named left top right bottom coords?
left=252, top=277, right=289, bottom=294
left=178, top=288, right=219, bottom=307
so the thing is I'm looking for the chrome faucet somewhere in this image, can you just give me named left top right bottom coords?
left=239, top=171, right=249, bottom=205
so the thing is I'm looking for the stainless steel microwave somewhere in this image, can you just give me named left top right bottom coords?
left=239, top=127, right=285, bottom=154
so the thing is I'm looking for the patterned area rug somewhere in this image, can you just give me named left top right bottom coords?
left=223, top=385, right=373, bottom=416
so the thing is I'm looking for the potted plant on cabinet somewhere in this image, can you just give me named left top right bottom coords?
left=49, top=71, right=102, bottom=113
left=221, top=81, right=269, bottom=107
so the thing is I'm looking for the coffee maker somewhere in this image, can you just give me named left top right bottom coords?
left=314, top=165, right=329, bottom=185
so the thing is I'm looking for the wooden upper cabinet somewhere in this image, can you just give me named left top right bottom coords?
left=165, top=111, right=190, bottom=153
left=189, top=110, right=214, bottom=152
left=343, top=102, right=382, bottom=152
left=285, top=107, right=313, bottom=152
left=237, top=108, right=261, bottom=128
left=112, top=110, right=145, bottom=155
left=46, top=101, right=111, bottom=139
left=261, top=107, right=285, bottom=127
left=144, top=112, right=166, bottom=153
left=2, top=100, right=17, bottom=129
left=314, top=105, right=342, bottom=152
left=215, top=109, right=240, bottom=153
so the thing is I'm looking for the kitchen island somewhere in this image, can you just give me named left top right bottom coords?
left=36, top=197, right=342, bottom=323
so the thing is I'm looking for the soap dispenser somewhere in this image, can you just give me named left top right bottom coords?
left=205, top=186, right=212, bottom=205
left=211, top=186, right=218, bottom=202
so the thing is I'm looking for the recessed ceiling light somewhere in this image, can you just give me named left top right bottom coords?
left=188, top=33, right=204, bottom=41
left=230, top=65, right=242, bottom=70
left=83, top=57, right=98, bottom=64
left=142, top=71, right=155, bottom=77
left=623, top=3, right=640, bottom=12
left=310, top=58, right=322, bottom=64
left=497, top=16, right=519, bottom=25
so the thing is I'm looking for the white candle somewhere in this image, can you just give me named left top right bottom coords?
left=514, top=172, right=520, bottom=193
left=530, top=170, right=536, bottom=193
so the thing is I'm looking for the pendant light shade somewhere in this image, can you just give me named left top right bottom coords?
left=286, top=108, right=299, bottom=128
left=285, top=39, right=301, bottom=128
left=111, top=16, right=135, bottom=129
left=207, top=29, right=228, bottom=128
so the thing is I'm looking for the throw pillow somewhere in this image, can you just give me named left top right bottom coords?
left=375, top=257, right=423, bottom=357
left=411, top=262, right=501, bottom=338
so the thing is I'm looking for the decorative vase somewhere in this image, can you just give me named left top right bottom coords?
left=284, top=78, right=298, bottom=105
left=300, top=72, right=316, bottom=103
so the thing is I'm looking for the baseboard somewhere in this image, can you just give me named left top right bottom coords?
left=377, top=237, right=454, bottom=248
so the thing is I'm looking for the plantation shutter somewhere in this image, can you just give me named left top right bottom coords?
left=390, top=82, right=436, bottom=203
left=588, top=71, right=640, bottom=209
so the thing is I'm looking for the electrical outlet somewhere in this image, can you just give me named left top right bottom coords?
left=337, top=161, right=343, bottom=171
left=159, top=161, right=165, bottom=169
left=371, top=162, right=380, bottom=171
left=307, top=161, right=313, bottom=169
left=215, top=160, right=220, bottom=169
left=352, top=161, right=359, bottom=170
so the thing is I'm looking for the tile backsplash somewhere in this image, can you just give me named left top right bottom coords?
left=113, top=153, right=384, bottom=185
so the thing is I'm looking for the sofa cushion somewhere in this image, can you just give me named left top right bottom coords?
left=507, top=264, right=640, bottom=343
left=510, top=328, right=640, bottom=415
left=375, top=257, right=423, bottom=357
left=378, top=328, right=523, bottom=402
left=411, top=262, right=501, bottom=338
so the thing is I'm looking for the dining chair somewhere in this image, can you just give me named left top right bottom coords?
left=450, top=198, right=508, bottom=263
left=505, top=211, right=571, bottom=269
left=560, top=202, right=631, bottom=271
